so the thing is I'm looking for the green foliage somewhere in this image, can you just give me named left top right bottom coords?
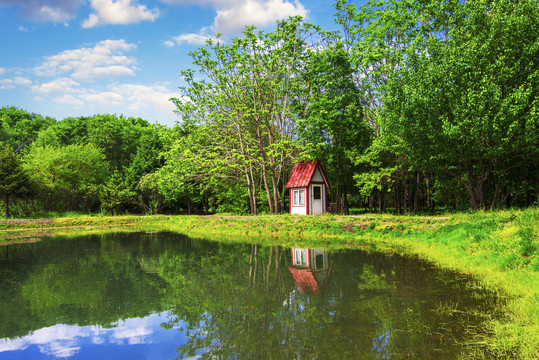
left=171, top=17, right=329, bottom=214
left=382, top=0, right=539, bottom=209
left=35, top=114, right=159, bottom=172
left=0, top=106, right=55, bottom=153
left=32, top=114, right=168, bottom=213
left=99, top=172, right=138, bottom=215
left=297, top=43, right=369, bottom=210
left=1, top=1, right=536, bottom=216
left=23, top=144, right=109, bottom=212
left=0, top=143, right=34, bottom=218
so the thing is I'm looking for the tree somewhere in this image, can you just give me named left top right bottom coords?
left=23, top=144, right=109, bottom=212
left=35, top=114, right=168, bottom=213
left=334, top=0, right=462, bottom=212
left=171, top=17, right=326, bottom=214
left=0, top=106, right=55, bottom=153
left=297, top=43, right=370, bottom=213
left=383, top=0, right=539, bottom=209
left=35, top=114, right=153, bottom=172
left=0, top=144, right=33, bottom=219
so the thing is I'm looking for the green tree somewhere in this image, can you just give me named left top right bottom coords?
left=35, top=114, right=168, bottom=213
left=0, top=144, right=33, bottom=219
left=0, top=106, right=55, bottom=153
left=298, top=43, right=370, bottom=213
left=153, top=123, right=241, bottom=214
left=334, top=0, right=461, bottom=212
left=383, top=0, right=539, bottom=209
left=23, top=144, right=109, bottom=212
left=171, top=17, right=326, bottom=214
left=35, top=114, right=153, bottom=172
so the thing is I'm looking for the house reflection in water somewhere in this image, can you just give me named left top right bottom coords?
left=288, top=248, right=333, bottom=296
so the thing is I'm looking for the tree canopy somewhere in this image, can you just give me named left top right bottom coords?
left=1, top=0, right=537, bottom=217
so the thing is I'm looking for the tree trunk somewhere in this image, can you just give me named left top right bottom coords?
left=426, top=174, right=434, bottom=211
left=245, top=169, right=257, bottom=215
left=260, top=161, right=275, bottom=213
left=342, top=186, right=350, bottom=215
left=490, top=176, right=501, bottom=210
left=270, top=171, right=280, bottom=213
left=5, top=195, right=9, bottom=220
left=413, top=172, right=420, bottom=214
left=336, top=154, right=341, bottom=212
left=477, top=178, right=488, bottom=209
left=466, top=175, right=478, bottom=209
left=466, top=169, right=491, bottom=210
left=395, top=180, right=402, bottom=215
left=203, top=197, right=208, bottom=215
left=378, top=190, right=385, bottom=213
left=249, top=165, right=257, bottom=215
left=246, top=174, right=255, bottom=215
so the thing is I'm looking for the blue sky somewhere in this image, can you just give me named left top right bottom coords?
left=0, top=0, right=342, bottom=127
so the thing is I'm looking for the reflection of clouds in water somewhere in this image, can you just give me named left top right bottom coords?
left=0, top=324, right=87, bottom=358
left=0, top=311, right=172, bottom=358
left=109, top=317, right=155, bottom=345
left=33, top=325, right=87, bottom=358
left=0, top=337, right=26, bottom=352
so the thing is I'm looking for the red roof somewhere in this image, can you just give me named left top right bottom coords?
left=288, top=267, right=322, bottom=296
left=285, top=160, right=330, bottom=188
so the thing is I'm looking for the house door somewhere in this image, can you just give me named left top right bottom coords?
left=311, top=185, right=323, bottom=214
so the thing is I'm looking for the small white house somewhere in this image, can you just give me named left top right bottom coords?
left=285, top=160, right=330, bottom=215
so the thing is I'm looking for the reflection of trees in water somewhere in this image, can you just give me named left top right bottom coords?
left=0, top=232, right=171, bottom=339
left=0, top=233, right=496, bottom=359
left=159, top=244, right=492, bottom=359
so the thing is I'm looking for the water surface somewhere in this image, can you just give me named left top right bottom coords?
left=0, top=232, right=497, bottom=359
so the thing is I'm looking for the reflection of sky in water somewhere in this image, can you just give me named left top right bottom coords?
left=0, top=311, right=189, bottom=359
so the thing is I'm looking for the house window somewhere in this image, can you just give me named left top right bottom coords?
left=313, top=186, right=321, bottom=200
left=294, top=249, right=308, bottom=266
left=293, top=189, right=305, bottom=206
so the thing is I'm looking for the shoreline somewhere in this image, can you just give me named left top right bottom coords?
left=1, top=209, right=537, bottom=358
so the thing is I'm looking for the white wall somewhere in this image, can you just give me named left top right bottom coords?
left=290, top=187, right=308, bottom=215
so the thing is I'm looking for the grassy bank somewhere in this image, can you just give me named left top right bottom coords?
left=1, top=208, right=538, bottom=358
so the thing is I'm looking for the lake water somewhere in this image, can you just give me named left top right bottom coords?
left=0, top=232, right=498, bottom=359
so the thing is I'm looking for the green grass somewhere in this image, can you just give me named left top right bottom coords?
left=1, top=208, right=538, bottom=359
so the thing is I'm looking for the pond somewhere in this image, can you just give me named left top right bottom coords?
left=0, top=232, right=498, bottom=359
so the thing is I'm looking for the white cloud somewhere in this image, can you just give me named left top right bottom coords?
left=34, top=39, right=137, bottom=80
left=32, top=78, right=80, bottom=94
left=13, top=77, right=32, bottom=85
left=165, top=0, right=307, bottom=47
left=0, top=72, right=32, bottom=89
left=40, top=5, right=72, bottom=22
left=82, top=0, right=160, bottom=28
left=168, top=33, right=213, bottom=46
left=160, top=0, right=242, bottom=6
left=163, top=40, right=175, bottom=48
left=0, top=79, right=14, bottom=89
left=82, top=91, right=124, bottom=106
left=54, top=94, right=84, bottom=106
left=18, top=26, right=29, bottom=32
left=84, top=65, right=137, bottom=79
left=0, top=76, right=31, bottom=89
left=112, top=83, right=178, bottom=114
left=0, top=0, right=80, bottom=23
left=212, top=0, right=308, bottom=34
